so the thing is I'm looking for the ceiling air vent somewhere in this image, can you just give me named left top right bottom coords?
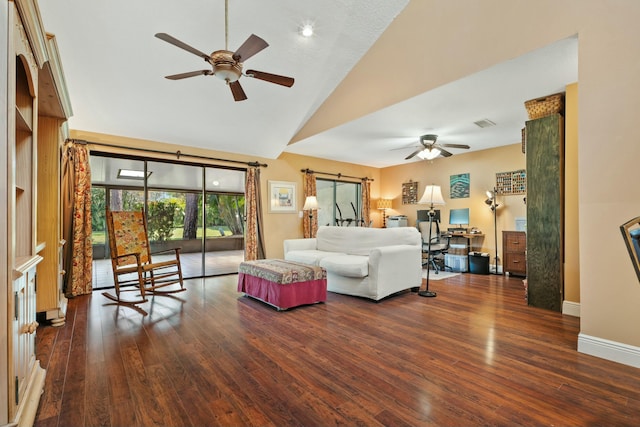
left=473, top=119, right=496, bottom=128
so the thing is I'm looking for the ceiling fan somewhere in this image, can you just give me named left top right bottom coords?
left=404, top=134, right=470, bottom=160
left=154, top=0, right=294, bottom=102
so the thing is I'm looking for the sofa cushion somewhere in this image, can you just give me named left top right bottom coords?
left=285, top=250, right=346, bottom=266
left=319, top=254, right=369, bottom=278
left=316, top=226, right=420, bottom=256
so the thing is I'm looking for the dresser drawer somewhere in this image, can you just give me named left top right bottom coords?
left=502, top=231, right=527, bottom=276
left=504, top=233, right=526, bottom=252
left=505, top=253, right=526, bottom=274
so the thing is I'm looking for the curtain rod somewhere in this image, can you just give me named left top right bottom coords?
left=69, top=139, right=268, bottom=168
left=301, top=168, right=374, bottom=182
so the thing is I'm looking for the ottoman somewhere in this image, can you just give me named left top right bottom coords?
left=238, top=259, right=327, bottom=310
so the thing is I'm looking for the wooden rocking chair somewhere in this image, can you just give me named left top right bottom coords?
left=103, top=209, right=185, bottom=305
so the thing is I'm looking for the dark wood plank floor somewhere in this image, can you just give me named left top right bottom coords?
left=34, top=273, right=640, bottom=426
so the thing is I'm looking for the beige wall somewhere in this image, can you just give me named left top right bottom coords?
left=575, top=4, right=640, bottom=347
left=380, top=144, right=526, bottom=265
left=295, top=0, right=640, bottom=358
left=564, top=83, right=580, bottom=304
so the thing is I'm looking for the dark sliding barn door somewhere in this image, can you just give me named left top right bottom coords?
left=526, top=114, right=564, bottom=312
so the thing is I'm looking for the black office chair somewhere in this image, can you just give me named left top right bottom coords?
left=418, top=220, right=449, bottom=273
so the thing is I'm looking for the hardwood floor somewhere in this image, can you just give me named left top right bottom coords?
left=34, top=273, right=640, bottom=426
left=91, top=250, right=245, bottom=288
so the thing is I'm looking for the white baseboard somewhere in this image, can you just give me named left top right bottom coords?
left=562, top=300, right=580, bottom=317
left=578, top=333, right=640, bottom=369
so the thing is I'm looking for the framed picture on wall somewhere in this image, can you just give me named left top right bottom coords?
left=450, top=173, right=470, bottom=198
left=268, top=181, right=297, bottom=213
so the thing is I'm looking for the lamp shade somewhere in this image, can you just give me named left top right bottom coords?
left=418, top=185, right=445, bottom=206
left=302, top=196, right=318, bottom=210
left=377, top=199, right=392, bottom=210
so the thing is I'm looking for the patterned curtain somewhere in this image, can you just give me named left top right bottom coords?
left=303, top=173, right=317, bottom=238
left=244, top=167, right=266, bottom=260
left=61, top=142, right=93, bottom=296
left=361, top=178, right=371, bottom=227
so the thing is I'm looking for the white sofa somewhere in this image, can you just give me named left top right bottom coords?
left=283, top=226, right=422, bottom=301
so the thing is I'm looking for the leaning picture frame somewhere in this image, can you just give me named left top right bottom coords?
left=268, top=181, right=297, bottom=213
left=620, top=216, right=640, bottom=282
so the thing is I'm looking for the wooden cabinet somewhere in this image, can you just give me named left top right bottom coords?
left=12, top=259, right=44, bottom=421
left=503, top=231, right=526, bottom=276
left=37, top=118, right=68, bottom=326
left=8, top=2, right=46, bottom=423
left=3, top=1, right=71, bottom=424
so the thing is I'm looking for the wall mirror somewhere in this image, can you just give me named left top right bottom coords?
left=620, top=216, right=640, bottom=281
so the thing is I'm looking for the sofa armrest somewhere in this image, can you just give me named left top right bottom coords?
left=284, top=238, right=317, bottom=255
left=368, top=244, right=422, bottom=290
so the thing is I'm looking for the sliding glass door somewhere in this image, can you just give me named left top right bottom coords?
left=90, top=154, right=245, bottom=289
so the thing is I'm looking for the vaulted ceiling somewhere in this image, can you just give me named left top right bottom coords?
left=39, top=0, right=577, bottom=169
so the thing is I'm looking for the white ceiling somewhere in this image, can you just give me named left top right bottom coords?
left=38, top=0, right=577, bottom=169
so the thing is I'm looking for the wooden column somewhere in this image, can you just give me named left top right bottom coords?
left=525, top=114, right=564, bottom=312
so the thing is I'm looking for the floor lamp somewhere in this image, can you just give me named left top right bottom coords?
left=417, top=184, right=445, bottom=297
left=485, top=188, right=501, bottom=274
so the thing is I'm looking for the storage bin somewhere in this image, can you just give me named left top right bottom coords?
left=469, top=253, right=490, bottom=275
left=445, top=254, right=468, bottom=273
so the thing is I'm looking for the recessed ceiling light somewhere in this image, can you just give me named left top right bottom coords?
left=300, top=23, right=314, bottom=37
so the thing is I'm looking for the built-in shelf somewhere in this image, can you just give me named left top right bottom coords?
left=15, top=105, right=32, bottom=132
left=14, top=255, right=43, bottom=278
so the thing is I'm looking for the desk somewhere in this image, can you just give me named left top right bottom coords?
left=444, top=233, right=484, bottom=272
left=445, top=233, right=484, bottom=252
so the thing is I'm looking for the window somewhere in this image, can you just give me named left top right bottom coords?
left=316, top=179, right=362, bottom=226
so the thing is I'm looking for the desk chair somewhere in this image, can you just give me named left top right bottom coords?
left=418, top=220, right=449, bottom=273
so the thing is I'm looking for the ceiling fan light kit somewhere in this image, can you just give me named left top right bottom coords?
left=155, top=0, right=294, bottom=101
left=210, top=51, right=242, bottom=82
left=417, top=148, right=441, bottom=160
left=404, top=134, right=470, bottom=161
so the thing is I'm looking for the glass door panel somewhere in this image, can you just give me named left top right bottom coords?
left=147, top=161, right=204, bottom=279
left=316, top=179, right=362, bottom=227
left=90, top=156, right=147, bottom=288
left=204, top=168, right=245, bottom=275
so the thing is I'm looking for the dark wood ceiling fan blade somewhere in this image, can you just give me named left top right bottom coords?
left=246, top=70, right=294, bottom=87
left=405, top=148, right=423, bottom=160
left=229, top=80, right=247, bottom=101
left=440, top=143, right=470, bottom=149
left=165, top=70, right=211, bottom=80
left=233, top=34, right=268, bottom=62
left=155, top=33, right=210, bottom=60
left=439, top=148, right=453, bottom=157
